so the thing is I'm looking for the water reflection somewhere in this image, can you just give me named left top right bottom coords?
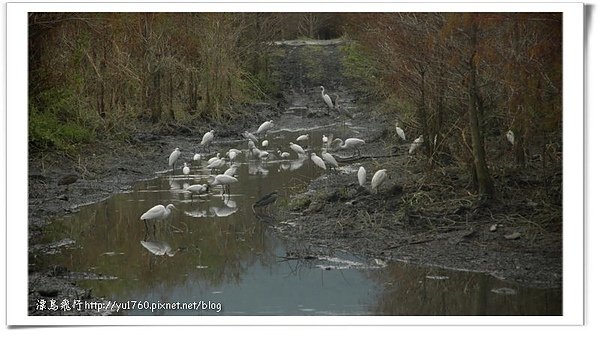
left=248, top=161, right=269, bottom=176
left=365, top=262, right=562, bottom=315
left=209, top=196, right=238, bottom=217
left=140, top=240, right=177, bottom=257
left=34, top=126, right=562, bottom=315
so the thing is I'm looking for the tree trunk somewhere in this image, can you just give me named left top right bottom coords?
left=187, top=71, right=197, bottom=115
left=417, top=68, right=431, bottom=156
left=168, top=72, right=175, bottom=121
left=150, top=67, right=162, bottom=123
left=467, top=20, right=495, bottom=201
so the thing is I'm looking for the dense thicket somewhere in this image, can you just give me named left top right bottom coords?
left=28, top=12, right=347, bottom=152
left=342, top=13, right=562, bottom=200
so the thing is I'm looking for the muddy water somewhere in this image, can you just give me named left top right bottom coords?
left=33, top=127, right=561, bottom=316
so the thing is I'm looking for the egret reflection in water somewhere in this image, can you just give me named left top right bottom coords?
left=140, top=240, right=177, bottom=257
left=210, top=197, right=238, bottom=217
left=248, top=161, right=269, bottom=176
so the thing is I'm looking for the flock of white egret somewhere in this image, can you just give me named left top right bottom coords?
left=139, top=85, right=442, bottom=235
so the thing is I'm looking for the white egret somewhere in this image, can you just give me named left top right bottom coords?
left=207, top=153, right=221, bottom=165
left=310, top=153, right=327, bottom=170
left=321, top=151, right=339, bottom=170
left=278, top=149, right=290, bottom=159
left=242, top=131, right=259, bottom=144
left=258, top=150, right=270, bottom=161
left=358, top=166, right=366, bottom=187
left=322, top=135, right=328, bottom=145
left=371, top=169, right=388, bottom=194
left=140, top=204, right=175, bottom=235
left=289, top=142, right=305, bottom=156
left=200, top=130, right=215, bottom=146
left=193, top=153, right=201, bottom=162
left=182, top=162, right=190, bottom=175
left=331, top=137, right=366, bottom=156
left=224, top=165, right=238, bottom=177
left=296, top=134, right=309, bottom=142
left=409, top=135, right=424, bottom=155
left=186, top=184, right=209, bottom=201
left=201, top=130, right=215, bottom=150
left=208, top=174, right=238, bottom=195
left=207, top=158, right=226, bottom=171
left=320, top=86, right=334, bottom=111
left=256, top=120, right=274, bottom=137
left=262, top=140, right=269, bottom=148
left=168, top=148, right=181, bottom=173
left=395, top=123, right=406, bottom=141
left=227, top=149, right=241, bottom=163
left=506, top=130, right=515, bottom=145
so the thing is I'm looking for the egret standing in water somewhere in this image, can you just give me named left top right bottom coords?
left=208, top=174, right=238, bottom=196
left=258, top=149, right=270, bottom=161
left=186, top=184, right=209, bottom=201
left=207, top=153, right=221, bottom=164
left=310, top=153, right=327, bottom=170
left=193, top=153, right=201, bottom=162
left=358, top=166, right=366, bottom=187
left=201, top=130, right=215, bottom=151
left=506, top=130, right=515, bottom=145
left=395, top=123, right=406, bottom=141
left=256, top=120, right=274, bottom=138
left=227, top=149, right=241, bottom=163
left=331, top=138, right=366, bottom=157
left=224, top=165, right=238, bottom=177
left=207, top=157, right=226, bottom=172
left=320, top=86, right=334, bottom=112
left=182, top=162, right=190, bottom=175
left=289, top=142, right=306, bottom=157
left=168, top=148, right=181, bottom=174
left=371, top=169, right=388, bottom=194
left=140, top=204, right=175, bottom=237
left=278, top=149, right=290, bottom=159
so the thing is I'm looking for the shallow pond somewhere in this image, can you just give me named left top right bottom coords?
left=33, top=126, right=562, bottom=316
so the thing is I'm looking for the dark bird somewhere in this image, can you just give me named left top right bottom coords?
left=58, top=173, right=79, bottom=194
left=252, top=191, right=279, bottom=213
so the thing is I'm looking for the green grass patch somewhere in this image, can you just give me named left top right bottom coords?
left=340, top=41, right=379, bottom=88
left=29, top=88, right=94, bottom=152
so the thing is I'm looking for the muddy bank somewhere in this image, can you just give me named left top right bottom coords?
left=276, top=133, right=562, bottom=289
left=272, top=39, right=561, bottom=289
